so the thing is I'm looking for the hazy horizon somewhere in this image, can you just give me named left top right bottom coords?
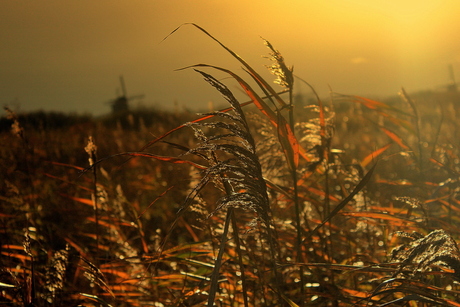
left=2, top=1, right=460, bottom=116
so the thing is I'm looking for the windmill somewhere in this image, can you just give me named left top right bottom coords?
left=109, top=75, right=144, bottom=114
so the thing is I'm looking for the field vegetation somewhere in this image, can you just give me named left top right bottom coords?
left=2, top=24, right=460, bottom=306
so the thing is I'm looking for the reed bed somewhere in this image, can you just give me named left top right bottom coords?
left=1, top=25, right=460, bottom=306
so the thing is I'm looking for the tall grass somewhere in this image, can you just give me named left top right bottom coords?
left=2, top=25, right=460, bottom=306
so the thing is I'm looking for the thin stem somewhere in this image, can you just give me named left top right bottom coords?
left=288, top=86, right=306, bottom=305
left=207, top=208, right=232, bottom=306
left=230, top=210, right=249, bottom=307
left=400, top=88, right=424, bottom=177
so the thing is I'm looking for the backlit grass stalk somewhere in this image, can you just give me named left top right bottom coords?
left=187, top=70, right=281, bottom=304
left=264, top=40, right=307, bottom=302
left=4, top=107, right=38, bottom=227
left=207, top=208, right=232, bottom=306
left=230, top=209, right=249, bottom=307
left=4, top=108, right=39, bottom=305
left=168, top=25, right=311, bottom=304
left=84, top=136, right=99, bottom=264
left=399, top=88, right=424, bottom=177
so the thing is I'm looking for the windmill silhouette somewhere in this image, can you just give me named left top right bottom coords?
left=109, top=75, right=144, bottom=114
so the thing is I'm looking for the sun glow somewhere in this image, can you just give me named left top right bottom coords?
left=1, top=0, right=460, bottom=113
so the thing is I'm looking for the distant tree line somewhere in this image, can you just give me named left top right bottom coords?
left=0, top=110, right=92, bottom=133
left=0, top=108, right=193, bottom=133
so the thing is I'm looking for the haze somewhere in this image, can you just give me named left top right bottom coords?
left=2, top=0, right=460, bottom=115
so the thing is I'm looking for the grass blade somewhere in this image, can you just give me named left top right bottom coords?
left=381, top=127, right=410, bottom=150
left=165, top=23, right=288, bottom=108
left=180, top=63, right=304, bottom=168
left=361, top=143, right=391, bottom=167
left=307, top=163, right=377, bottom=238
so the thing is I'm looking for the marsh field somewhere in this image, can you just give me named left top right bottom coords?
left=2, top=26, right=460, bottom=306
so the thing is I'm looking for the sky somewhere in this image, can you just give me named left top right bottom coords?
left=1, top=0, right=460, bottom=116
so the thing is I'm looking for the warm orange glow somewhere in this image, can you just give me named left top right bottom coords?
left=1, top=0, right=459, bottom=114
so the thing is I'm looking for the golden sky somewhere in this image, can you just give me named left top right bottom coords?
left=1, top=0, right=460, bottom=115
